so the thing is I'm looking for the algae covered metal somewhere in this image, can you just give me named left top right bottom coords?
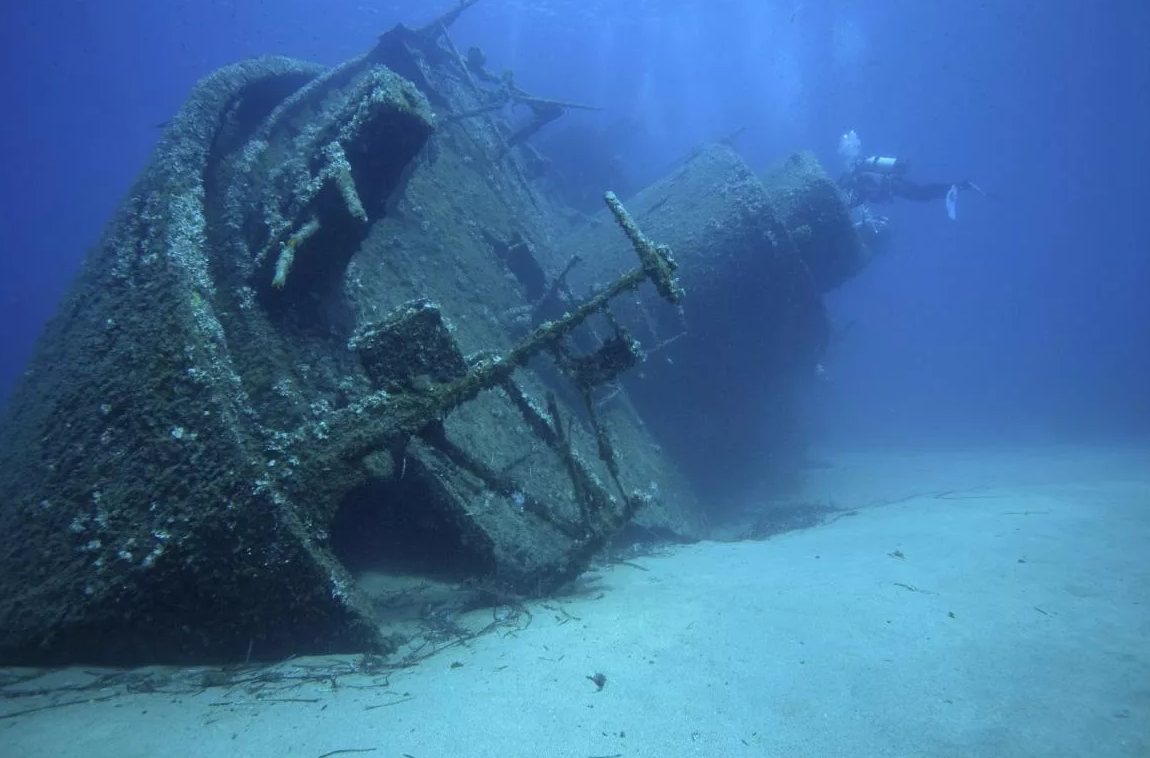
left=0, top=5, right=870, bottom=666
left=553, top=145, right=867, bottom=500
left=0, top=21, right=692, bottom=664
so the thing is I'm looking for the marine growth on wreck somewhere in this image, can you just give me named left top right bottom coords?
left=0, top=2, right=869, bottom=665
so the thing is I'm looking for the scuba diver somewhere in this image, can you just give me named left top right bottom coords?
left=835, top=130, right=987, bottom=219
left=838, top=154, right=987, bottom=218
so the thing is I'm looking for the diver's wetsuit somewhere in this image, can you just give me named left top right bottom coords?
left=840, top=165, right=974, bottom=208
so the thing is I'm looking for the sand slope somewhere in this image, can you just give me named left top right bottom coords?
left=3, top=445, right=1147, bottom=758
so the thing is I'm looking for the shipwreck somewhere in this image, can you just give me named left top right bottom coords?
left=0, top=3, right=871, bottom=664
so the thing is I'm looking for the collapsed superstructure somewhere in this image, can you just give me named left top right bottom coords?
left=0, top=3, right=870, bottom=664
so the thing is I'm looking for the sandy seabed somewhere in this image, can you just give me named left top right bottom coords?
left=4, top=444, right=1148, bottom=758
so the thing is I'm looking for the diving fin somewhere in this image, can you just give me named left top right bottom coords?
left=946, top=184, right=958, bottom=220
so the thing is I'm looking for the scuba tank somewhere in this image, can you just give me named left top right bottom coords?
left=855, top=155, right=909, bottom=175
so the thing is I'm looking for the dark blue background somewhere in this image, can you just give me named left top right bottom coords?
left=2, top=1, right=1146, bottom=445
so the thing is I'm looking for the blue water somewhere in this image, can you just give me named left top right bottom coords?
left=2, top=0, right=1147, bottom=443
left=1, top=4, right=1149, bottom=753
